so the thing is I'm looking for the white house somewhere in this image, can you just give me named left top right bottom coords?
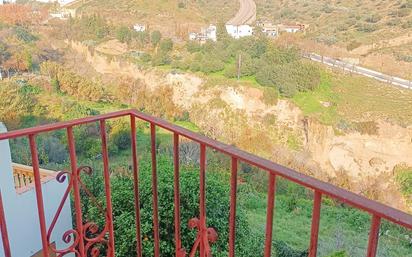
left=225, top=24, right=253, bottom=39
left=49, top=5, right=77, bottom=20
left=35, top=0, right=76, bottom=6
left=0, top=123, right=73, bottom=257
left=189, top=32, right=198, bottom=41
left=133, top=24, right=146, bottom=32
left=261, top=24, right=279, bottom=38
left=189, top=25, right=217, bottom=43
left=278, top=23, right=307, bottom=34
left=204, top=25, right=217, bottom=42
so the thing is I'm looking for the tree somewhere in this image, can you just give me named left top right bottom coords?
left=135, top=31, right=150, bottom=48
left=14, top=26, right=38, bottom=43
left=151, top=30, right=162, bottom=47
left=159, top=38, right=173, bottom=52
left=0, top=42, right=9, bottom=60
left=82, top=156, right=252, bottom=257
left=0, top=82, right=37, bottom=128
left=116, top=26, right=132, bottom=44
left=238, top=52, right=256, bottom=77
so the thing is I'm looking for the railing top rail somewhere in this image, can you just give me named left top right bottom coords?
left=0, top=109, right=411, bottom=230
left=0, top=110, right=133, bottom=140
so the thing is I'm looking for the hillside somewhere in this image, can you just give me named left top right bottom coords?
left=258, top=0, right=412, bottom=45
left=74, top=0, right=238, bottom=38
left=257, top=0, right=412, bottom=78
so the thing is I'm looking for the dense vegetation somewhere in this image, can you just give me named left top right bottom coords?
left=160, top=34, right=320, bottom=98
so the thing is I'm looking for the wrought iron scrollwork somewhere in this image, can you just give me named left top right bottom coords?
left=47, top=166, right=112, bottom=257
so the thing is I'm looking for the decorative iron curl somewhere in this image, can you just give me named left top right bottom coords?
left=56, top=170, right=70, bottom=183
left=79, top=166, right=112, bottom=256
left=77, top=165, right=93, bottom=176
left=48, top=170, right=80, bottom=256
left=48, top=166, right=113, bottom=257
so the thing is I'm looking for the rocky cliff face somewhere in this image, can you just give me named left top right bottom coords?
left=68, top=40, right=412, bottom=210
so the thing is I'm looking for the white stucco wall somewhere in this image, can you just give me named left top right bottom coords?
left=225, top=24, right=253, bottom=39
left=0, top=123, right=73, bottom=257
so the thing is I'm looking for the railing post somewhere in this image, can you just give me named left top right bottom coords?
left=99, top=120, right=116, bottom=256
left=29, top=134, right=50, bottom=257
left=67, top=127, right=85, bottom=256
left=151, top=123, right=161, bottom=257
left=309, top=191, right=322, bottom=257
left=366, top=215, right=381, bottom=257
left=0, top=188, right=11, bottom=257
left=264, top=173, right=276, bottom=257
left=199, top=144, right=207, bottom=257
left=173, top=133, right=183, bottom=257
left=130, top=115, right=142, bottom=257
left=229, top=157, right=238, bottom=257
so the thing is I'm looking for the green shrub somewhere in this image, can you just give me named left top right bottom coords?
left=397, top=8, right=411, bottom=17
left=116, top=26, right=133, bottom=44
left=151, top=31, right=162, bottom=47
left=108, top=120, right=131, bottom=153
left=395, top=166, right=412, bottom=196
left=356, top=23, right=378, bottom=32
left=159, top=39, right=173, bottom=52
left=402, top=20, right=412, bottom=28
left=186, top=41, right=202, bottom=53
left=365, top=14, right=381, bottom=23
left=224, top=65, right=238, bottom=78
left=346, top=41, right=362, bottom=51
left=151, top=52, right=170, bottom=66
left=140, top=53, right=152, bottom=63
left=199, top=57, right=225, bottom=74
left=14, top=26, right=38, bottom=43
left=83, top=157, right=251, bottom=257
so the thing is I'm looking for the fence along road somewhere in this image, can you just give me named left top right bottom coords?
left=304, top=53, right=412, bottom=89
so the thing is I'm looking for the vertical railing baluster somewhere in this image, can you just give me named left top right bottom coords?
left=199, top=144, right=207, bottom=257
left=29, top=134, right=50, bottom=257
left=173, top=133, right=182, bottom=257
left=309, top=191, right=322, bottom=257
left=229, top=157, right=238, bottom=257
left=264, top=173, right=276, bottom=257
left=130, top=115, right=142, bottom=257
left=151, top=123, right=161, bottom=257
left=0, top=188, right=11, bottom=257
left=67, top=127, right=85, bottom=256
left=99, top=120, right=116, bottom=256
left=366, top=215, right=381, bottom=257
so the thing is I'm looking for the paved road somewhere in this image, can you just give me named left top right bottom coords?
left=227, top=0, right=256, bottom=25
left=304, top=53, right=412, bottom=90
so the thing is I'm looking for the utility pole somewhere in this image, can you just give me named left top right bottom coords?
left=237, top=53, right=242, bottom=80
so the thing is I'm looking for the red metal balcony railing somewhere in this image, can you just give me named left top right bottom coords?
left=0, top=109, right=411, bottom=257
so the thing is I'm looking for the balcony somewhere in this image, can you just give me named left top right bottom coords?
left=12, top=163, right=56, bottom=194
left=0, top=109, right=411, bottom=257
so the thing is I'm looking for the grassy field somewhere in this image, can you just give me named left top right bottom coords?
left=238, top=177, right=412, bottom=257
left=293, top=69, right=412, bottom=127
